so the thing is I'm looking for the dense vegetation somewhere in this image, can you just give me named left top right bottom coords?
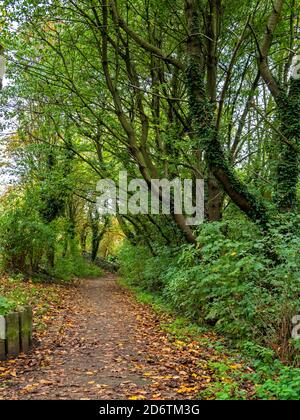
left=1, top=0, right=300, bottom=399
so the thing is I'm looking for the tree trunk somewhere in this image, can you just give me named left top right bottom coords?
left=185, top=0, right=269, bottom=228
left=207, top=177, right=223, bottom=222
left=275, top=79, right=300, bottom=212
left=80, top=225, right=88, bottom=255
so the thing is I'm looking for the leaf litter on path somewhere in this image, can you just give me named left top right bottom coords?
left=0, top=274, right=253, bottom=400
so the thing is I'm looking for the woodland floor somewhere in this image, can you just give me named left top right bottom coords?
left=0, top=274, right=253, bottom=400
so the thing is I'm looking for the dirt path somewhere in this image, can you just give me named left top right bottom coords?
left=0, top=275, right=251, bottom=400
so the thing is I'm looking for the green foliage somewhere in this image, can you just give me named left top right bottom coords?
left=122, top=275, right=300, bottom=400
left=0, top=295, right=15, bottom=315
left=118, top=242, right=177, bottom=292
left=199, top=361, right=249, bottom=400
left=200, top=358, right=300, bottom=400
left=275, top=80, right=300, bottom=211
left=0, top=189, right=103, bottom=280
left=119, top=218, right=300, bottom=357
left=0, top=195, right=56, bottom=273
left=253, top=363, right=300, bottom=400
left=52, top=255, right=103, bottom=281
left=241, top=341, right=275, bottom=364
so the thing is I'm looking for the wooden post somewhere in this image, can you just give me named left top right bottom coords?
left=0, top=316, right=5, bottom=361
left=19, top=307, right=31, bottom=353
left=25, top=306, right=33, bottom=347
left=6, top=312, right=20, bottom=358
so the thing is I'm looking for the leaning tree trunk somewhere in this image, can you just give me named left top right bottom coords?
left=185, top=0, right=269, bottom=228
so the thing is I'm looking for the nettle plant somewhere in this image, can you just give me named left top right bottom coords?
left=0, top=296, right=15, bottom=316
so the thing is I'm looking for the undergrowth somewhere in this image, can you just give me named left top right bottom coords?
left=118, top=217, right=300, bottom=400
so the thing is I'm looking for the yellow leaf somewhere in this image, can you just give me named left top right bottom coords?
left=177, top=386, right=197, bottom=394
left=39, top=380, right=53, bottom=385
left=230, top=364, right=242, bottom=370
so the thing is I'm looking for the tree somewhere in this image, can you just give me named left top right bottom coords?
left=3, top=0, right=300, bottom=250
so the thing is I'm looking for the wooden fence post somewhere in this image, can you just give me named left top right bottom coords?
left=19, top=308, right=29, bottom=353
left=0, top=316, right=5, bottom=361
left=0, top=307, right=33, bottom=360
left=6, top=312, right=20, bottom=358
left=25, top=306, right=33, bottom=347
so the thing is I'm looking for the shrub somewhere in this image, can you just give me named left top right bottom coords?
left=119, top=218, right=300, bottom=361
left=0, top=199, right=56, bottom=274
left=52, top=254, right=103, bottom=281
left=0, top=295, right=16, bottom=315
left=118, top=242, right=177, bottom=292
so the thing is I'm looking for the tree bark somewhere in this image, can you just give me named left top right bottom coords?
left=207, top=177, right=223, bottom=222
left=185, top=0, right=269, bottom=227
